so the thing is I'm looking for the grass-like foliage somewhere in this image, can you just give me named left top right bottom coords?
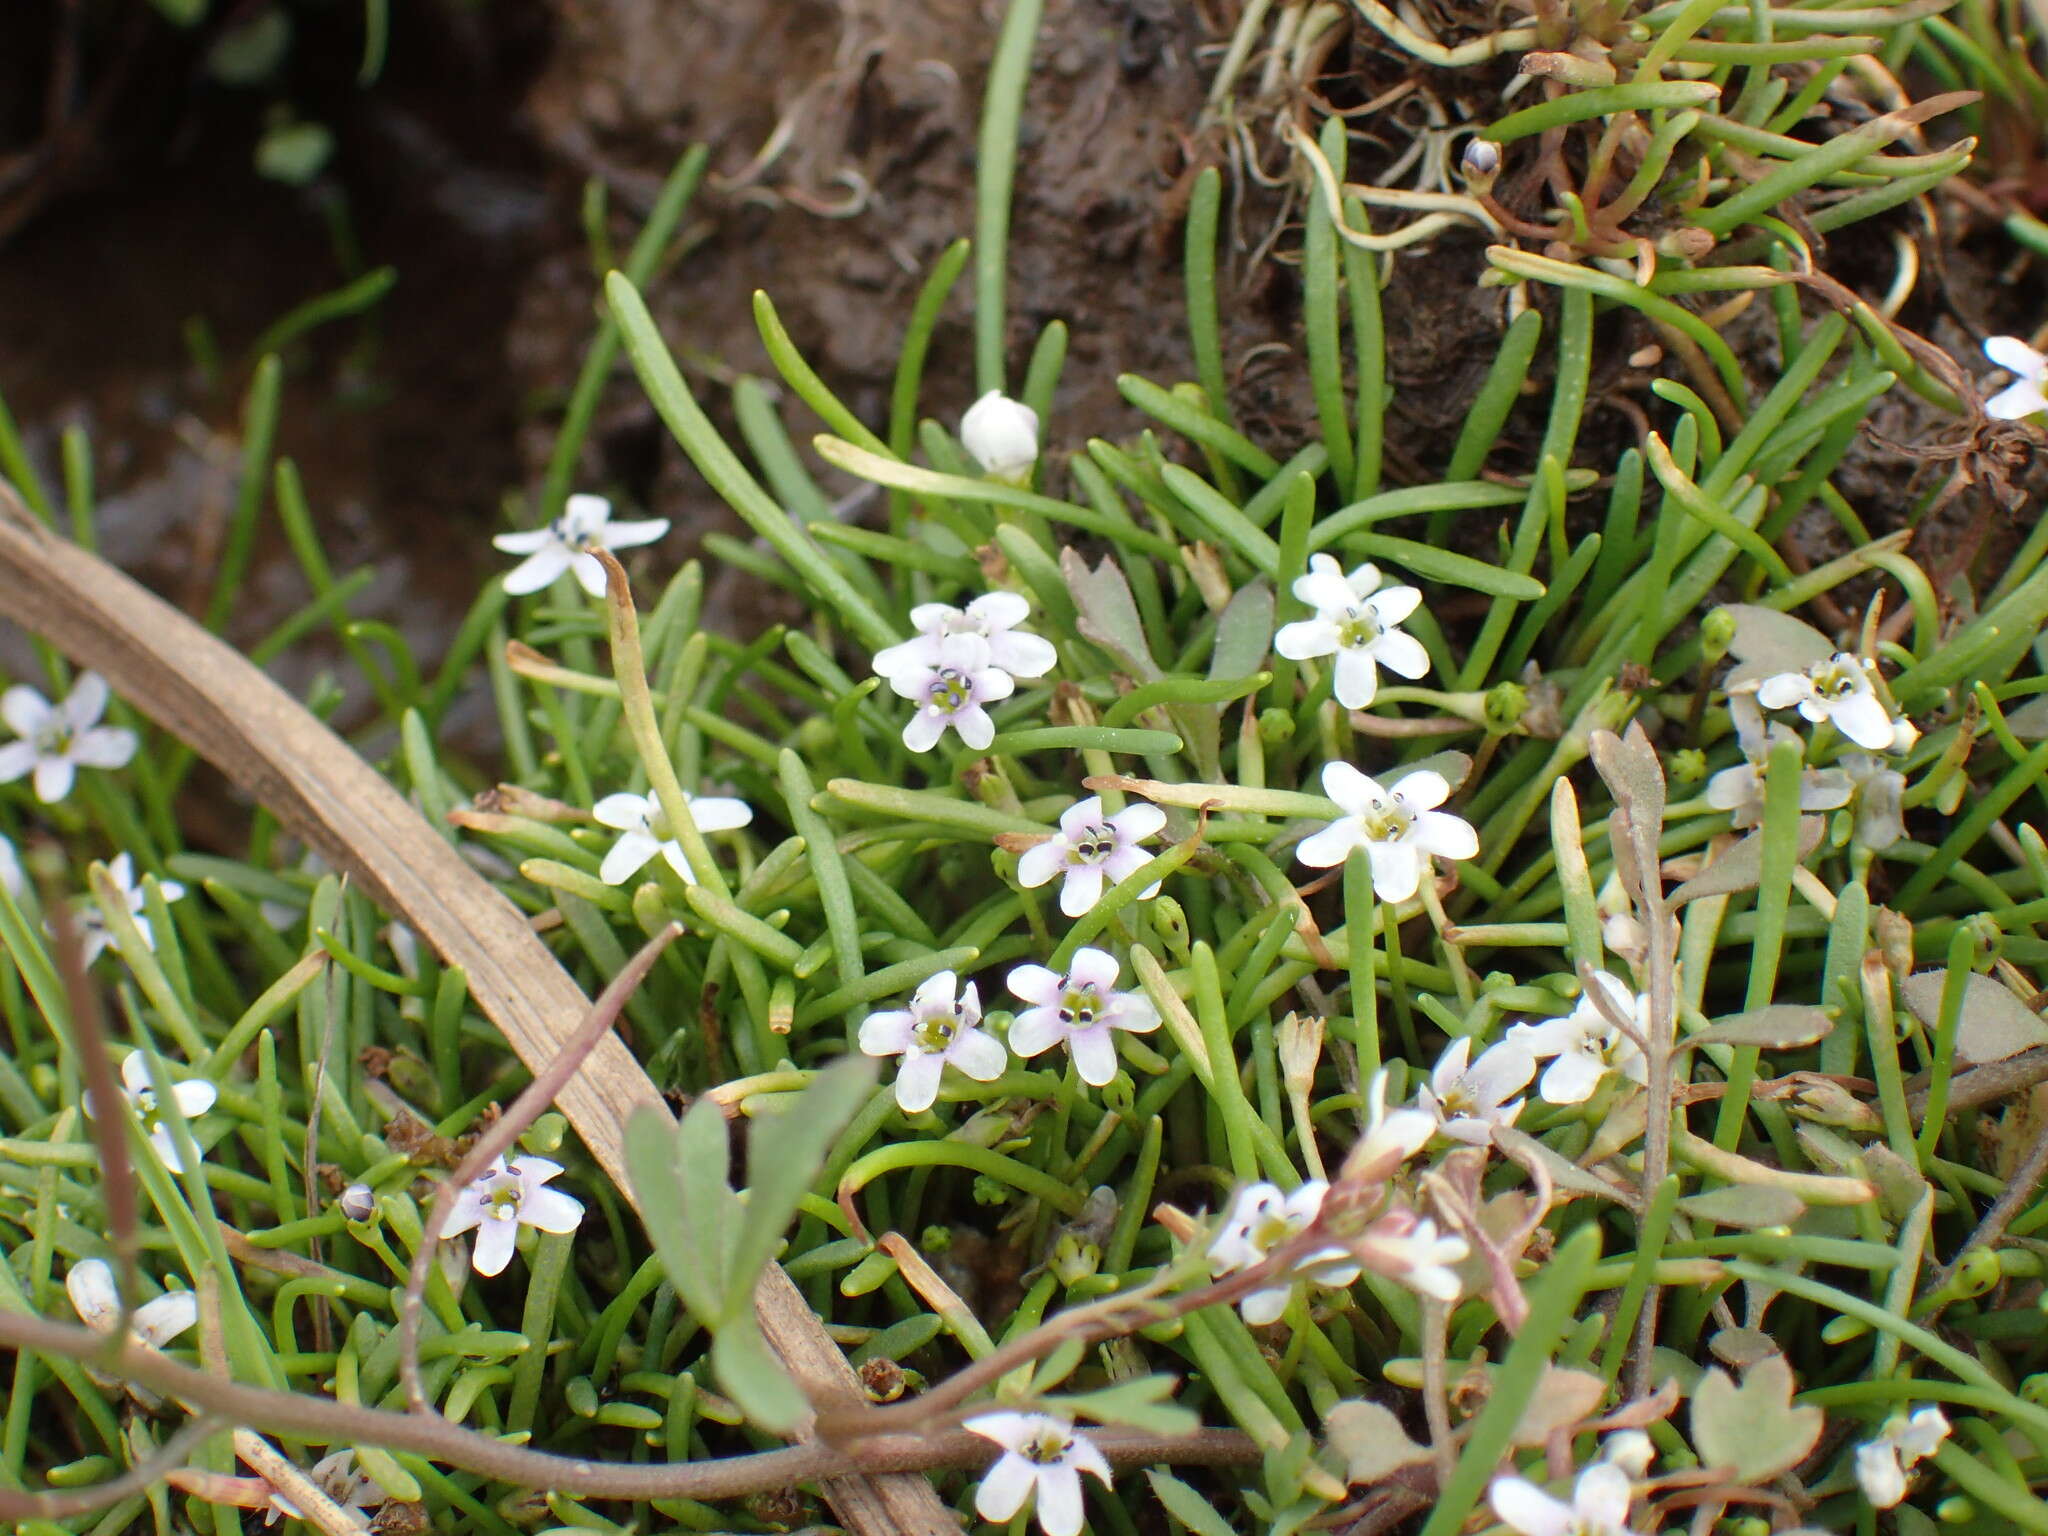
left=0, top=2, right=2045, bottom=1534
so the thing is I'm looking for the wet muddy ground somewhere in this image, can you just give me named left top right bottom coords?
left=3, top=0, right=2042, bottom=729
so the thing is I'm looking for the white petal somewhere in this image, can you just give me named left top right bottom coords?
left=1469, top=1041, right=1536, bottom=1101
left=974, top=1453, right=1038, bottom=1523
left=966, top=591, right=1032, bottom=632
left=472, top=1218, right=519, bottom=1276
left=1754, top=672, right=1809, bottom=710
left=1070, top=1028, right=1118, bottom=1086
left=1295, top=563, right=1357, bottom=614
left=1365, top=841, right=1423, bottom=903
left=591, top=792, right=652, bottom=830
left=149, top=1125, right=196, bottom=1172
left=501, top=546, right=573, bottom=595
left=1295, top=818, right=1364, bottom=869
left=1007, top=1009, right=1065, bottom=1057
left=1392, top=769, right=1450, bottom=811
left=1704, top=764, right=1755, bottom=811
left=1034, top=1463, right=1086, bottom=1536
left=171, top=1079, right=218, bottom=1118
left=893, top=1052, right=944, bottom=1113
left=34, top=757, right=76, bottom=804
left=1065, top=1431, right=1112, bottom=1487
left=1365, top=584, right=1423, bottom=626
left=902, top=709, right=947, bottom=754
left=687, top=795, right=753, bottom=833
left=1540, top=1051, right=1606, bottom=1105
left=600, top=832, right=660, bottom=887
left=988, top=631, right=1058, bottom=678
left=1856, top=1441, right=1907, bottom=1508
left=0, top=742, right=36, bottom=784
left=1369, top=628, right=1431, bottom=679
left=1015, top=841, right=1065, bottom=889
left=561, top=494, right=612, bottom=534
left=1108, top=993, right=1159, bottom=1033
left=1320, top=759, right=1382, bottom=814
left=570, top=552, right=613, bottom=598
left=912, top=971, right=958, bottom=1015
left=134, top=1290, right=199, bottom=1346
left=1985, top=380, right=2048, bottom=420
left=1274, top=618, right=1339, bottom=661
left=954, top=705, right=996, bottom=751
left=491, top=528, right=554, bottom=554
left=520, top=1187, right=585, bottom=1234
left=1984, top=335, right=2047, bottom=378
left=0, top=686, right=52, bottom=739
left=965, top=1411, right=1042, bottom=1454
left=1109, top=802, right=1166, bottom=841
left=1431, top=1036, right=1473, bottom=1094
left=858, top=1009, right=917, bottom=1056
left=1008, top=964, right=1063, bottom=1006
left=1832, top=692, right=1896, bottom=750
left=1412, top=809, right=1478, bottom=861
left=870, top=636, right=936, bottom=679
left=1332, top=648, right=1380, bottom=709
left=1068, top=947, right=1121, bottom=992
left=906, top=602, right=959, bottom=634
left=70, top=727, right=137, bottom=769
left=599, top=517, right=669, bottom=550
left=1059, top=797, right=1104, bottom=835
left=1059, top=865, right=1105, bottom=917
left=63, top=674, right=111, bottom=731
left=948, top=1029, right=1009, bottom=1082
left=1572, top=1463, right=1634, bottom=1529
left=67, top=1260, right=120, bottom=1330
left=1239, top=1284, right=1292, bottom=1325
left=1489, top=1477, right=1578, bottom=1536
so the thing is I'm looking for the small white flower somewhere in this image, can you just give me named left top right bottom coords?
left=858, top=971, right=1007, bottom=1113
left=1343, top=1067, right=1437, bottom=1182
left=965, top=1411, right=1110, bottom=1536
left=591, top=790, right=753, bottom=887
left=493, top=493, right=669, bottom=598
left=67, top=1258, right=198, bottom=1348
left=872, top=592, right=1057, bottom=684
left=1704, top=695, right=1851, bottom=829
left=1754, top=652, right=1895, bottom=751
left=83, top=1050, right=217, bottom=1172
left=1855, top=1406, right=1950, bottom=1509
left=1016, top=795, right=1167, bottom=917
left=1507, top=971, right=1650, bottom=1105
left=1296, top=762, right=1478, bottom=903
left=1356, top=1209, right=1468, bottom=1301
left=266, top=1451, right=386, bottom=1528
left=1007, top=947, right=1159, bottom=1086
left=1490, top=1462, right=1643, bottom=1536
left=1983, top=336, right=2048, bottom=421
left=887, top=632, right=1014, bottom=753
left=1416, top=1036, right=1534, bottom=1144
left=70, top=853, right=188, bottom=966
left=1274, top=554, right=1430, bottom=709
left=959, top=391, right=1041, bottom=484
left=443, top=1155, right=585, bottom=1277
left=1207, top=1180, right=1361, bottom=1325
left=0, top=673, right=137, bottom=804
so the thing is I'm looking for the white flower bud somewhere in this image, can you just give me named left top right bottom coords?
left=1461, top=138, right=1502, bottom=183
left=960, top=391, right=1040, bottom=484
left=339, top=1182, right=377, bottom=1223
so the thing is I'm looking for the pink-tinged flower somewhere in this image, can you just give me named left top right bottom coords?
left=0, top=672, right=137, bottom=804
left=1490, top=1462, right=1643, bottom=1536
left=591, top=790, right=753, bottom=887
left=1006, top=947, right=1159, bottom=1086
left=84, top=1049, right=216, bottom=1172
left=1507, top=971, right=1650, bottom=1105
left=492, top=493, right=669, bottom=598
left=1342, top=1068, right=1436, bottom=1182
left=1295, top=762, right=1478, bottom=902
left=1983, top=336, right=2048, bottom=421
left=1754, top=652, right=1895, bottom=750
left=1416, top=1036, right=1534, bottom=1144
left=1274, top=554, right=1430, bottom=709
left=887, top=633, right=1014, bottom=753
left=443, top=1156, right=585, bottom=1277
left=1207, top=1179, right=1361, bottom=1325
left=1016, top=796, right=1167, bottom=917
left=965, top=1411, right=1110, bottom=1536
left=872, top=592, right=1057, bottom=683
left=1356, top=1207, right=1468, bottom=1301
left=1855, top=1406, right=1949, bottom=1508
left=858, top=971, right=1007, bottom=1113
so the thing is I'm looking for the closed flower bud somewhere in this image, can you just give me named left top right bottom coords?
left=1461, top=138, right=1502, bottom=190
left=339, top=1183, right=377, bottom=1223
left=960, top=391, right=1040, bottom=484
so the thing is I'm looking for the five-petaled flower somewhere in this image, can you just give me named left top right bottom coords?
left=493, top=493, right=669, bottom=598
left=1416, top=1035, right=1534, bottom=1144
left=1507, top=971, right=1650, bottom=1105
left=1017, top=795, right=1168, bottom=917
left=965, top=1411, right=1110, bottom=1536
left=1207, top=1179, right=1361, bottom=1325
left=1275, top=554, right=1430, bottom=710
left=1490, top=1462, right=1643, bottom=1536
left=959, top=391, right=1042, bottom=485
left=1855, top=1406, right=1950, bottom=1508
left=84, top=1050, right=216, bottom=1172
left=443, top=1155, right=586, bottom=1277
left=1296, top=763, right=1478, bottom=903
left=592, top=790, right=753, bottom=887
left=1754, top=652, right=1895, bottom=751
left=858, top=970, right=1007, bottom=1113
left=872, top=592, right=1058, bottom=685
left=68, top=1257, right=198, bottom=1404
left=1006, top=947, right=1160, bottom=1086
left=1983, top=336, right=2048, bottom=421
left=887, top=633, right=1014, bottom=753
left=1704, top=695, right=1851, bottom=829
left=73, top=853, right=187, bottom=966
left=0, top=672, right=137, bottom=804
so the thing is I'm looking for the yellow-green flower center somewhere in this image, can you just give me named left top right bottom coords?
left=912, top=1013, right=960, bottom=1053
left=1023, top=1427, right=1073, bottom=1464
left=929, top=669, right=973, bottom=714
left=1811, top=662, right=1862, bottom=700
left=1357, top=796, right=1412, bottom=843
left=1070, top=825, right=1116, bottom=864
left=1335, top=607, right=1383, bottom=650
left=1058, top=984, right=1101, bottom=1027
left=481, top=1174, right=524, bottom=1221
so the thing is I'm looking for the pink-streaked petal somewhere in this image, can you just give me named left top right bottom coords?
left=1274, top=618, right=1339, bottom=661
left=1332, top=648, right=1380, bottom=709
left=1008, top=964, right=1063, bottom=1006
left=1058, top=865, right=1105, bottom=917
left=973, top=1453, right=1037, bottom=1523
left=501, top=546, right=573, bottom=595
left=1110, top=802, right=1165, bottom=841
left=1365, top=841, right=1424, bottom=903
left=599, top=832, right=660, bottom=887
left=1070, top=1027, right=1118, bottom=1086
left=1295, top=819, right=1364, bottom=869
left=1008, top=1008, right=1065, bottom=1057
left=520, top=1188, right=585, bottom=1234
left=1067, top=947, right=1121, bottom=992
left=1320, top=760, right=1381, bottom=815
left=893, top=1052, right=945, bottom=1113
left=33, top=757, right=76, bottom=804
left=858, top=1009, right=917, bottom=1056
left=948, top=1029, right=1008, bottom=1082
left=687, top=796, right=753, bottom=833
left=0, top=686, right=52, bottom=739
left=63, top=673, right=110, bottom=731
left=70, top=727, right=137, bottom=769
left=472, top=1218, right=519, bottom=1277
left=1371, top=628, right=1431, bottom=679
